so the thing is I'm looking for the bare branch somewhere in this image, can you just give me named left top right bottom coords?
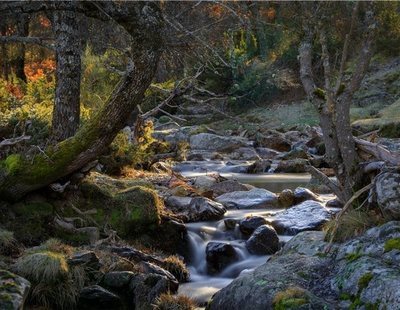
left=0, top=36, right=54, bottom=50
left=0, top=135, right=31, bottom=148
left=335, top=2, right=359, bottom=93
left=355, top=138, right=400, bottom=166
left=305, top=165, right=346, bottom=202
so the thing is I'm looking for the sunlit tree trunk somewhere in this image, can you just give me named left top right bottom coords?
left=51, top=5, right=82, bottom=142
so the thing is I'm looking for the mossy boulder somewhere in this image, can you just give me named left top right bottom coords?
left=89, top=185, right=164, bottom=237
left=352, top=118, right=400, bottom=138
left=0, top=269, right=31, bottom=310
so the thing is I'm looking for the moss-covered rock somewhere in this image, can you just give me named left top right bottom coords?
left=0, top=269, right=31, bottom=310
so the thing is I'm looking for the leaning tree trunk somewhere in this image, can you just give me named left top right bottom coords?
left=0, top=2, right=164, bottom=201
left=51, top=6, right=82, bottom=142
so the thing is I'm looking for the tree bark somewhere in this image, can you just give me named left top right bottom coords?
left=13, top=14, right=29, bottom=82
left=51, top=5, right=82, bottom=142
left=0, top=2, right=164, bottom=201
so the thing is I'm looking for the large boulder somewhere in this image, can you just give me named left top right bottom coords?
left=209, top=222, right=400, bottom=310
left=80, top=173, right=163, bottom=237
left=375, top=171, right=400, bottom=219
left=206, top=242, right=239, bottom=274
left=271, top=201, right=334, bottom=235
left=216, top=188, right=278, bottom=209
left=165, top=196, right=226, bottom=222
left=210, top=180, right=249, bottom=196
left=239, top=216, right=268, bottom=235
left=207, top=253, right=332, bottom=310
left=190, top=133, right=252, bottom=152
left=245, top=225, right=280, bottom=255
left=0, top=270, right=30, bottom=310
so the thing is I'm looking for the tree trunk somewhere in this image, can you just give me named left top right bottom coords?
left=250, top=3, right=268, bottom=61
left=0, top=21, right=10, bottom=81
left=51, top=6, right=82, bottom=142
left=0, top=2, right=164, bottom=202
left=13, top=14, right=29, bottom=82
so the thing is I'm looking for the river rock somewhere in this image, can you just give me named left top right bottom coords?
left=275, top=159, right=308, bottom=173
left=68, top=251, right=101, bottom=270
left=293, top=187, right=321, bottom=204
left=326, top=198, right=343, bottom=209
left=0, top=270, right=30, bottom=310
left=239, top=216, right=268, bottom=235
left=210, top=179, right=249, bottom=196
left=224, top=218, right=239, bottom=230
left=375, top=171, right=400, bottom=219
left=78, top=285, right=123, bottom=310
left=216, top=188, right=278, bottom=209
left=129, top=273, right=176, bottom=310
left=165, top=196, right=226, bottom=222
left=193, top=175, right=217, bottom=190
left=190, top=133, right=252, bottom=152
left=278, top=189, right=295, bottom=208
left=255, top=147, right=281, bottom=160
left=279, top=147, right=309, bottom=160
left=256, top=134, right=291, bottom=152
left=271, top=200, right=333, bottom=235
left=245, top=225, right=280, bottom=255
left=101, top=271, right=135, bottom=289
left=206, top=242, right=239, bottom=274
left=246, top=160, right=271, bottom=173
left=228, top=147, right=261, bottom=160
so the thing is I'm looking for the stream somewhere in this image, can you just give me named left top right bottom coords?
left=175, top=161, right=321, bottom=305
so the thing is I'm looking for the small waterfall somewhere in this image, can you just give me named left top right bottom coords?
left=179, top=209, right=288, bottom=305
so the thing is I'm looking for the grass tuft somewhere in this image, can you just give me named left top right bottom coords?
left=162, top=255, right=190, bottom=283
left=13, top=251, right=85, bottom=309
left=153, top=293, right=197, bottom=310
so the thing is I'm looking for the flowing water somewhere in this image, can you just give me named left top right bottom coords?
left=178, top=208, right=293, bottom=305
left=175, top=163, right=312, bottom=304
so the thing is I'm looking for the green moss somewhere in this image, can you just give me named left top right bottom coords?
left=339, top=293, right=352, bottom=301
left=313, top=88, right=326, bottom=100
left=358, top=272, right=373, bottom=290
left=349, top=296, right=362, bottom=310
left=3, top=154, right=22, bottom=174
left=273, top=287, right=309, bottom=310
left=384, top=238, right=400, bottom=252
left=345, top=252, right=362, bottom=262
